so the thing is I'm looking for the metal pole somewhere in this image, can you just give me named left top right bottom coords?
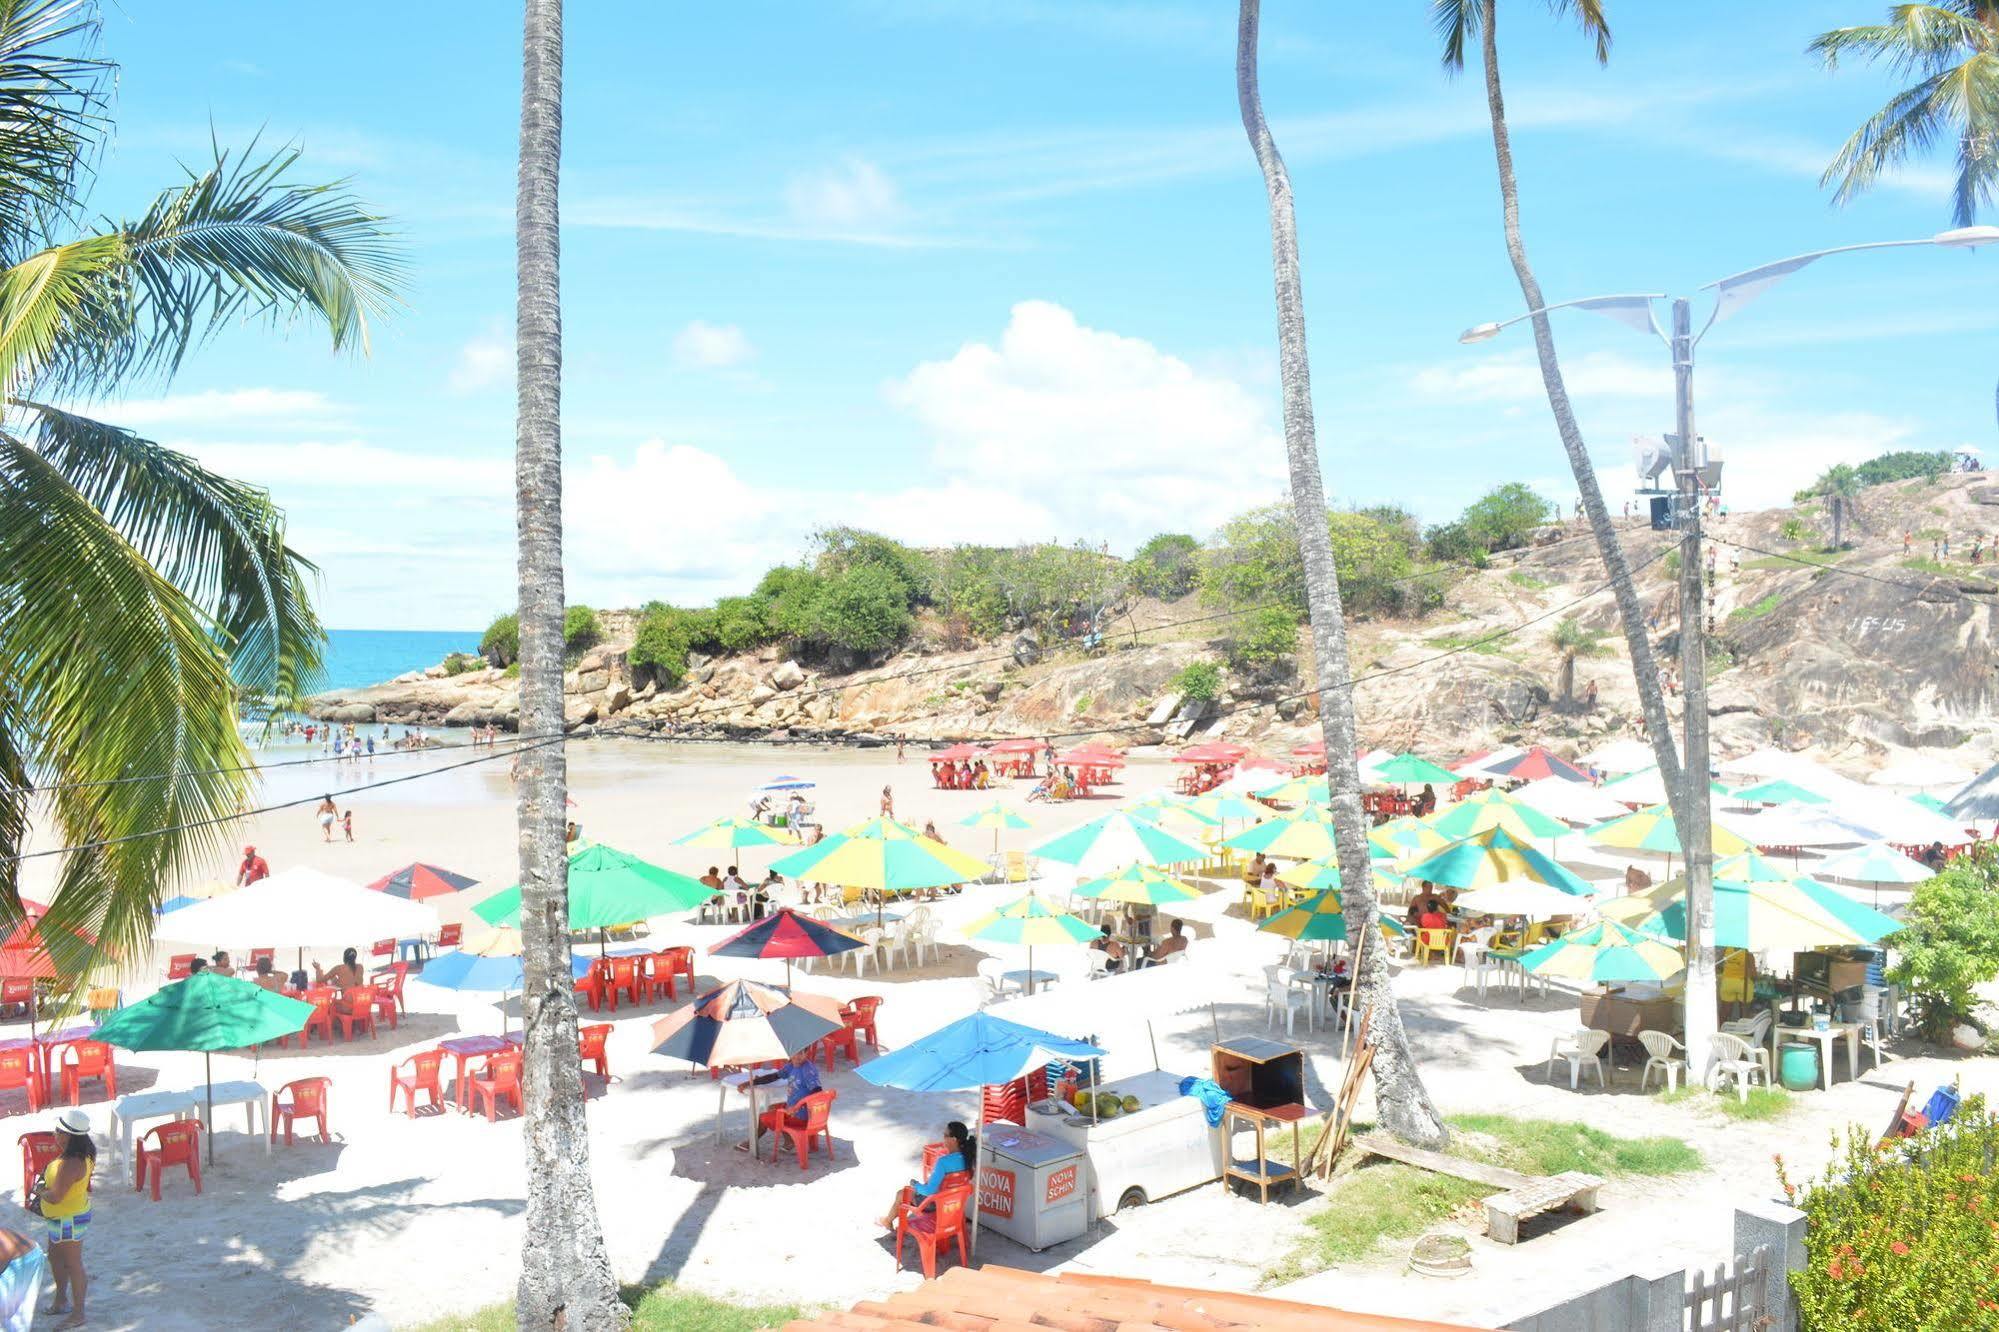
left=1671, top=296, right=1718, bottom=1085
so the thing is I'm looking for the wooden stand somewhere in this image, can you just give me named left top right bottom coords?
left=1222, top=1101, right=1309, bottom=1204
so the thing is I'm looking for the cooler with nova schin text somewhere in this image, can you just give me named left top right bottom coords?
left=977, top=1124, right=1088, bottom=1252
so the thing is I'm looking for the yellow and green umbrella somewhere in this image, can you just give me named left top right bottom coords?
left=1253, top=775, right=1331, bottom=806
left=673, top=816, right=800, bottom=850
left=1369, top=816, right=1450, bottom=860
left=1519, top=921, right=1685, bottom=983
left=1276, top=855, right=1404, bottom=894
left=1731, top=778, right=1827, bottom=806
left=1032, top=811, right=1209, bottom=874
left=1600, top=875, right=1901, bottom=952
left=1714, top=849, right=1795, bottom=883
left=1222, top=804, right=1349, bottom=860
left=1072, top=862, right=1203, bottom=906
left=769, top=822, right=992, bottom=896
left=1181, top=790, right=1274, bottom=823
left=1368, top=753, right=1458, bottom=786
left=963, top=892, right=1099, bottom=995
left=1586, top=803, right=1751, bottom=864
left=958, top=801, right=1033, bottom=853
left=1124, top=793, right=1221, bottom=829
left=1258, top=889, right=1407, bottom=944
left=1398, top=826, right=1595, bottom=895
left=1424, top=789, right=1568, bottom=842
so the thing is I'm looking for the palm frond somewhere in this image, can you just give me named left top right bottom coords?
left=0, top=684, right=28, bottom=904
left=0, top=0, right=110, bottom=261
left=1945, top=51, right=1999, bottom=224
left=1809, top=8, right=1988, bottom=77
left=1822, top=68, right=1960, bottom=205
left=1550, top=0, right=1612, bottom=64
left=1431, top=0, right=1481, bottom=71
left=0, top=231, right=121, bottom=393
left=0, top=433, right=250, bottom=974
left=20, top=400, right=326, bottom=703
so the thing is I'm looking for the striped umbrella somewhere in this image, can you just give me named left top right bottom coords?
left=1071, top=863, right=1203, bottom=906
left=476, top=843, right=713, bottom=941
left=1519, top=921, right=1685, bottom=983
left=1258, top=889, right=1406, bottom=944
left=1253, top=775, right=1331, bottom=806
left=1124, top=792, right=1222, bottom=829
left=1031, top=811, right=1208, bottom=874
left=1487, top=747, right=1591, bottom=783
left=769, top=822, right=992, bottom=910
left=1731, top=778, right=1827, bottom=807
left=1368, top=753, right=1458, bottom=786
left=962, top=893, right=1098, bottom=995
left=710, top=907, right=866, bottom=989
left=1275, top=856, right=1405, bottom=894
left=1424, top=790, right=1568, bottom=842
left=1369, top=816, right=1450, bottom=860
left=674, top=817, right=800, bottom=851
left=1713, top=850, right=1797, bottom=883
left=957, top=800, right=1034, bottom=853
left=650, top=979, right=844, bottom=1069
left=1221, top=805, right=1348, bottom=861
left=1601, top=876, right=1901, bottom=951
left=1182, top=790, right=1275, bottom=823
left=367, top=862, right=481, bottom=901
left=1812, top=843, right=1934, bottom=887
left=1586, top=803, right=1752, bottom=867
left=1398, top=827, right=1596, bottom=895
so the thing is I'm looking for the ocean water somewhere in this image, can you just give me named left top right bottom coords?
left=319, top=628, right=479, bottom=692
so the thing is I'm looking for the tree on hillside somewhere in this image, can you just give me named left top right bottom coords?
left=1435, top=0, right=1709, bottom=1068
left=1811, top=5, right=1999, bottom=431
left=0, top=0, right=399, bottom=970
left=1550, top=616, right=1612, bottom=708
left=1238, top=0, right=1447, bottom=1149
left=1132, top=532, right=1201, bottom=598
left=1804, top=463, right=1866, bottom=549
left=1461, top=481, right=1555, bottom=553
left=510, top=0, right=627, bottom=1325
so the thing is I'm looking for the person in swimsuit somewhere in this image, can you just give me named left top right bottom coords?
left=0, top=1227, right=48, bottom=1332
left=316, top=794, right=338, bottom=842
left=32, top=1111, right=91, bottom=1327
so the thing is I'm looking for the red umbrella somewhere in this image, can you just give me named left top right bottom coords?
left=929, top=743, right=986, bottom=762
left=988, top=738, right=1043, bottom=754
left=367, top=862, right=481, bottom=901
left=1291, top=739, right=1326, bottom=757
left=1054, top=746, right=1124, bottom=767
left=1237, top=753, right=1289, bottom=773
left=710, top=908, right=865, bottom=989
left=0, top=900, right=59, bottom=981
left=1174, top=742, right=1248, bottom=764
left=1487, top=746, right=1590, bottom=783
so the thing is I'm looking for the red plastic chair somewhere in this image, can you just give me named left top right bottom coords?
left=817, top=1026, right=860, bottom=1070
left=165, top=955, right=196, bottom=981
left=59, top=1041, right=116, bottom=1105
left=760, top=1088, right=837, bottom=1171
left=370, top=938, right=395, bottom=962
left=289, top=992, right=336, bottom=1048
left=578, top=1024, right=612, bottom=1080
left=897, top=1183, right=971, bottom=1279
left=134, top=1120, right=202, bottom=1200
left=333, top=987, right=378, bottom=1041
left=843, top=995, right=883, bottom=1049
left=17, top=1131, right=58, bottom=1206
left=639, top=952, right=676, bottom=1002
left=0, top=1050, right=43, bottom=1111
left=608, top=957, right=643, bottom=1007
left=470, top=1053, right=523, bottom=1121
left=436, top=923, right=463, bottom=949
left=247, top=948, right=276, bottom=971
left=369, top=964, right=409, bottom=1023
left=662, top=946, right=695, bottom=994
left=271, top=1077, right=331, bottom=1145
left=389, top=1050, right=446, bottom=1117
left=574, top=960, right=615, bottom=1013
left=0, top=979, right=32, bottom=1021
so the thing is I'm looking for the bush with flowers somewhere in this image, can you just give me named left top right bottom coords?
left=1776, top=1094, right=1999, bottom=1329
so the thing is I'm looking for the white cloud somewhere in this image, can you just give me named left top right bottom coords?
left=1411, top=349, right=1670, bottom=404
left=671, top=320, right=756, bottom=370
left=170, top=438, right=512, bottom=498
left=784, top=157, right=902, bottom=228
left=884, top=300, right=1284, bottom=545
left=449, top=325, right=513, bottom=392
left=1697, top=406, right=1918, bottom=511
left=73, top=388, right=337, bottom=429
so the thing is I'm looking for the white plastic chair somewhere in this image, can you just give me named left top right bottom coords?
left=881, top=921, right=914, bottom=971
left=850, top=927, right=883, bottom=978
left=1707, top=1031, right=1770, bottom=1102
left=1263, top=965, right=1313, bottom=1036
left=1084, top=951, right=1112, bottom=981
left=905, top=920, right=938, bottom=968
left=1638, top=1030, right=1686, bottom=1093
left=1545, top=1027, right=1609, bottom=1090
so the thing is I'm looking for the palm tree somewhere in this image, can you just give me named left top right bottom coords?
left=1807, top=462, right=1865, bottom=549
left=0, top=0, right=399, bottom=971
left=511, top=1, right=627, bottom=1327
left=1810, top=4, right=1999, bottom=429
left=1550, top=616, right=1612, bottom=708
left=1433, top=0, right=1691, bottom=825
left=1237, top=0, right=1447, bottom=1149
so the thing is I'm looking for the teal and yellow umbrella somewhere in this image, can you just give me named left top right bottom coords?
left=1222, top=804, right=1349, bottom=860
left=1368, top=753, right=1458, bottom=786
left=1275, top=855, right=1404, bottom=894
left=769, top=823, right=991, bottom=895
left=1586, top=803, right=1751, bottom=858
left=1369, top=816, right=1450, bottom=860
left=1424, top=789, right=1568, bottom=842
left=1714, top=849, right=1795, bottom=883
left=1398, top=827, right=1595, bottom=895
left=1032, top=811, right=1209, bottom=874
left=1072, top=862, right=1203, bottom=906
left=958, top=801, right=1033, bottom=852
left=1731, top=778, right=1827, bottom=806
left=1124, top=793, right=1221, bottom=829
left=963, top=893, right=1099, bottom=995
left=1519, top=921, right=1685, bottom=983
left=1258, top=889, right=1406, bottom=944
left=1254, top=775, right=1331, bottom=806
left=1601, top=876, right=1901, bottom=952
left=673, top=816, right=800, bottom=850
left=1181, top=790, right=1275, bottom=823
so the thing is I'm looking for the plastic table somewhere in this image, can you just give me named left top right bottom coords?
left=1777, top=1021, right=1863, bottom=1091
left=437, top=1035, right=522, bottom=1110
left=198, top=1079, right=271, bottom=1150
left=108, top=1089, right=199, bottom=1165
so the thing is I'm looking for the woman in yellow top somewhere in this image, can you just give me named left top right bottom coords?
left=31, top=1110, right=92, bottom=1328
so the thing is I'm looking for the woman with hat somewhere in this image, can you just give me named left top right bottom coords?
left=29, top=1109, right=92, bottom=1327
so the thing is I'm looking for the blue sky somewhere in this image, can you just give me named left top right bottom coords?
left=81, top=1, right=1999, bottom=628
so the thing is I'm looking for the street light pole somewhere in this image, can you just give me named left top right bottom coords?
left=1669, top=296, right=1717, bottom=1079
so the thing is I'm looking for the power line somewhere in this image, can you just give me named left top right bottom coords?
left=1723, top=538, right=1999, bottom=598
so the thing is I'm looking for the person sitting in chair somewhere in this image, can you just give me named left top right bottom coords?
left=752, top=1047, right=823, bottom=1150
left=1146, top=918, right=1189, bottom=965
left=877, top=1121, right=975, bottom=1231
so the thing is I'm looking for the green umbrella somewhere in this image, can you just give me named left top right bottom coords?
left=476, top=842, right=714, bottom=936
left=1910, top=793, right=1949, bottom=813
left=958, top=801, right=1034, bottom=854
left=1031, top=812, right=1209, bottom=874
left=1368, top=753, right=1458, bottom=786
left=1731, top=778, right=1827, bottom=806
left=1425, top=790, right=1568, bottom=841
left=962, top=893, right=1098, bottom=995
left=94, top=971, right=315, bottom=1164
left=1398, top=827, right=1596, bottom=895
left=1257, top=888, right=1408, bottom=943
left=1072, top=862, right=1203, bottom=906
left=1519, top=921, right=1685, bottom=983
left=1714, top=850, right=1796, bottom=883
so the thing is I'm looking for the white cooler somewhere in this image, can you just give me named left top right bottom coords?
left=978, top=1124, right=1088, bottom=1252
left=1034, top=1068, right=1223, bottom=1219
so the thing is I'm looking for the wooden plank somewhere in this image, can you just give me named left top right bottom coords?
left=1351, top=1132, right=1532, bottom=1191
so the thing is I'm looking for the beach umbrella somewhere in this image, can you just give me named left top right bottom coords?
left=962, top=893, right=1097, bottom=995
left=1181, top=790, right=1274, bottom=823
left=1054, top=745, right=1124, bottom=768
left=1424, top=790, right=1569, bottom=842
left=987, top=738, right=1044, bottom=754
left=1586, top=803, right=1752, bottom=865
left=1713, top=850, right=1799, bottom=883
left=1729, top=803, right=1876, bottom=850
left=1368, top=753, right=1458, bottom=786
left=1730, top=779, right=1827, bottom=807
left=1512, top=776, right=1630, bottom=826
left=1071, top=863, right=1203, bottom=907
left=1813, top=843, right=1933, bottom=886
left=1456, top=878, right=1596, bottom=920
left=0, top=900, right=81, bottom=982
left=1399, top=827, right=1596, bottom=896
left=1581, top=738, right=1658, bottom=775
left=1252, top=775, right=1330, bottom=806
left=1258, top=889, right=1406, bottom=944
left=1486, top=747, right=1591, bottom=783
left=1369, top=816, right=1450, bottom=860
left=1454, top=745, right=1523, bottom=777
left=1870, top=757, right=1976, bottom=791
left=929, top=743, right=986, bottom=762
left=770, top=825, right=992, bottom=907
left=1822, top=795, right=1970, bottom=847
left=1910, top=793, right=1950, bottom=813
left=94, top=971, right=315, bottom=1163
left=154, top=896, right=200, bottom=916
left=1601, top=767, right=1735, bottom=806
left=957, top=801, right=1033, bottom=854
left=183, top=879, right=238, bottom=901
left=1275, top=855, right=1405, bottom=894
left=709, top=908, right=865, bottom=989
left=1221, top=805, right=1350, bottom=861
left=756, top=775, right=816, bottom=792
left=1174, top=742, right=1248, bottom=764
left=1519, top=922, right=1685, bottom=984
left=367, top=862, right=481, bottom=901
left=413, top=926, right=597, bottom=1032
left=1124, top=792, right=1221, bottom=829
left=157, top=867, right=439, bottom=963
left=1601, top=877, right=1900, bottom=951
left=476, top=843, right=713, bottom=947
left=673, top=817, right=800, bottom=851
left=1031, top=811, right=1208, bottom=874
left=651, top=979, right=845, bottom=1068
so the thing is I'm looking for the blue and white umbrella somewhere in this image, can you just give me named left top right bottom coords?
left=757, top=775, right=816, bottom=792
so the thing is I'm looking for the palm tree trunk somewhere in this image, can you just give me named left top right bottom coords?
left=1475, top=1, right=1690, bottom=831
left=513, top=2, right=627, bottom=1327
left=1237, top=0, right=1446, bottom=1150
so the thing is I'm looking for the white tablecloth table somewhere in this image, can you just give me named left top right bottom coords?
left=107, top=1090, right=198, bottom=1166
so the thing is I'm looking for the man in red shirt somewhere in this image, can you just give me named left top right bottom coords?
left=236, top=845, right=270, bottom=886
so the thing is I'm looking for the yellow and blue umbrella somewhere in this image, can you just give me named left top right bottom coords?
left=1398, top=827, right=1595, bottom=895
left=1258, top=889, right=1406, bottom=944
left=1369, top=816, right=1450, bottom=860
left=1424, top=789, right=1568, bottom=842
left=1586, top=803, right=1752, bottom=858
left=1519, top=921, right=1685, bottom=983
left=1222, top=805, right=1349, bottom=860
left=958, top=801, right=1033, bottom=853
left=1253, top=775, right=1331, bottom=806
left=1600, top=876, right=1901, bottom=952
left=1072, top=863, right=1203, bottom=906
left=963, top=893, right=1098, bottom=995
left=1276, top=855, right=1405, bottom=894
left=674, top=816, right=800, bottom=850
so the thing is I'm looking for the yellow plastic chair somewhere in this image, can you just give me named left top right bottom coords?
left=1244, top=885, right=1271, bottom=921
left=1004, top=850, right=1032, bottom=882
left=1414, top=927, right=1455, bottom=966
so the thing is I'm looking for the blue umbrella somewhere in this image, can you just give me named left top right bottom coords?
left=758, top=775, right=816, bottom=791
left=155, top=896, right=200, bottom=915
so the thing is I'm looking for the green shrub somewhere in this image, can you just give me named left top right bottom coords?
left=1778, top=1096, right=1999, bottom=1329
left=1131, top=532, right=1200, bottom=599
left=1423, top=520, right=1488, bottom=566
left=708, top=595, right=771, bottom=652
left=809, top=526, right=931, bottom=603
left=504, top=662, right=520, bottom=679
left=629, top=604, right=707, bottom=687
left=562, top=605, right=602, bottom=658
left=1852, top=448, right=1952, bottom=487
left=755, top=565, right=829, bottom=641
left=1459, top=481, right=1553, bottom=554
left=1201, top=503, right=1428, bottom=619
left=1226, top=606, right=1299, bottom=669
left=1780, top=516, right=1812, bottom=544
left=1173, top=661, right=1222, bottom=702
left=479, top=612, right=519, bottom=667
left=442, top=652, right=481, bottom=676
left=1887, top=844, right=1997, bottom=1041
left=803, top=564, right=912, bottom=654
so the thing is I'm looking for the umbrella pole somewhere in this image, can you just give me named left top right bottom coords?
left=205, top=1050, right=216, bottom=1166
left=970, top=1095, right=988, bottom=1263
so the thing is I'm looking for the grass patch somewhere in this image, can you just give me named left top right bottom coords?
left=1658, top=1085, right=1795, bottom=1122
left=1262, top=1114, right=1701, bottom=1283
left=1506, top=570, right=1550, bottom=590
left=1072, top=694, right=1092, bottom=714
left=408, top=1284, right=804, bottom=1332
left=1424, top=631, right=1505, bottom=656
left=1727, top=593, right=1784, bottom=623
left=1900, top=556, right=1959, bottom=578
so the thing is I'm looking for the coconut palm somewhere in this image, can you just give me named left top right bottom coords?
left=1550, top=616, right=1612, bottom=707
left=1811, top=4, right=1999, bottom=427
left=1237, top=0, right=1446, bottom=1149
left=1432, top=0, right=1691, bottom=824
left=1805, top=462, right=1865, bottom=549
left=0, top=0, right=399, bottom=971
left=510, top=1, right=627, bottom=1327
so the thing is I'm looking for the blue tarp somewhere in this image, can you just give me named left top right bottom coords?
left=1178, top=1075, right=1231, bottom=1127
left=857, top=1011, right=1105, bottom=1094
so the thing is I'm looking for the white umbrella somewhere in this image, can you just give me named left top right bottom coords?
left=155, top=866, right=438, bottom=950
left=1869, top=757, right=1976, bottom=791
left=1946, top=761, right=1999, bottom=821
left=1813, top=843, right=1934, bottom=885
left=1729, top=804, right=1876, bottom=849
left=1581, top=738, right=1657, bottom=776
left=1513, top=776, right=1631, bottom=826
left=1457, top=879, right=1598, bottom=920
left=1822, top=796, right=1970, bottom=846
